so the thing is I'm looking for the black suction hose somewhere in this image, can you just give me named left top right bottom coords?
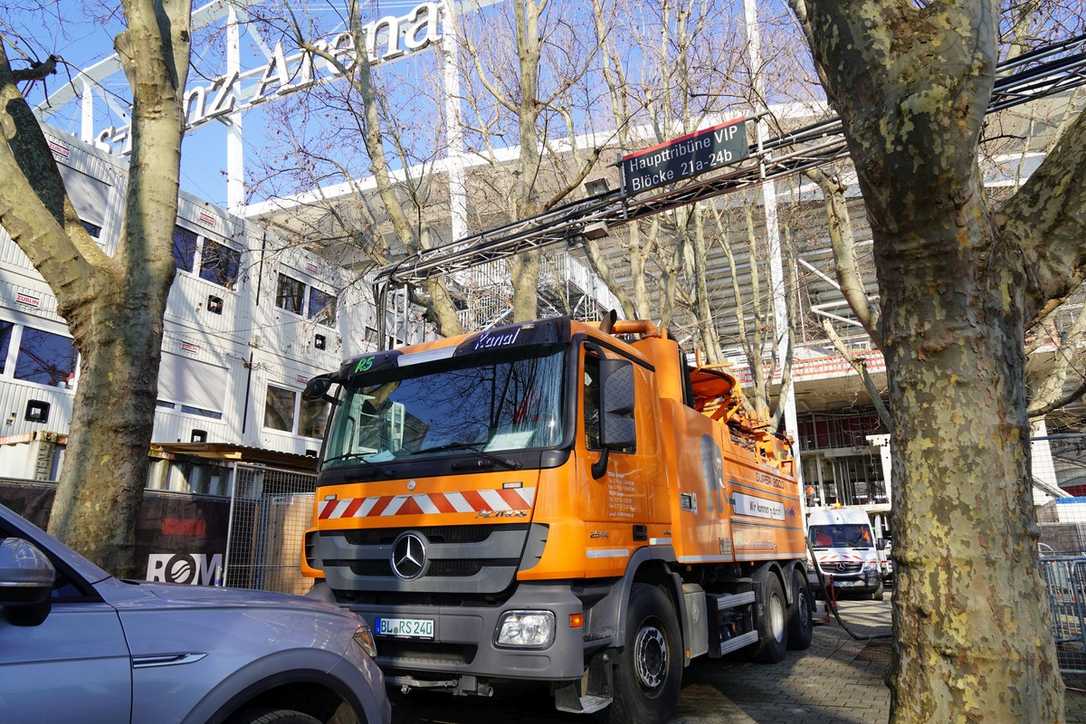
left=806, top=539, right=893, bottom=641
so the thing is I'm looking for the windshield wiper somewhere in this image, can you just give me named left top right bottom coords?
left=321, top=451, right=391, bottom=472
left=412, top=441, right=522, bottom=470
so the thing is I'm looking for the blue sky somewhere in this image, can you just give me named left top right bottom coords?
left=16, top=0, right=804, bottom=209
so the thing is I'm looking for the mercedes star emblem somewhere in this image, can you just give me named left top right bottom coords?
left=391, top=532, right=427, bottom=580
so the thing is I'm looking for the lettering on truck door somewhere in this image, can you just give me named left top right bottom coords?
left=578, top=344, right=659, bottom=570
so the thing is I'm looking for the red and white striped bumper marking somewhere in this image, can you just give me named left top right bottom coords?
left=319, top=487, right=536, bottom=519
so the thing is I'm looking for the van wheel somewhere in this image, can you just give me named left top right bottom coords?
left=787, top=568, right=814, bottom=650
left=608, top=583, right=682, bottom=724
left=870, top=581, right=884, bottom=601
left=749, top=569, right=789, bottom=663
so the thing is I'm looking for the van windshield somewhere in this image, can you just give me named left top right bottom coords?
left=322, top=347, right=565, bottom=469
left=808, top=524, right=874, bottom=550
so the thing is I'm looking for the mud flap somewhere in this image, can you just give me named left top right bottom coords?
left=554, top=650, right=615, bottom=714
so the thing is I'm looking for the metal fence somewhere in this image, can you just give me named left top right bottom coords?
left=1041, top=556, right=1086, bottom=673
left=222, top=463, right=317, bottom=595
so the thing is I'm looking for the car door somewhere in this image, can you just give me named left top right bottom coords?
left=0, top=523, right=131, bottom=724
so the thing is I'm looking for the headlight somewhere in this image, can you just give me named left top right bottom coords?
left=495, top=610, right=555, bottom=648
left=353, top=623, right=377, bottom=658
left=863, top=559, right=879, bottom=572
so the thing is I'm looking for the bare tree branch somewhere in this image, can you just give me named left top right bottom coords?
left=997, top=108, right=1086, bottom=323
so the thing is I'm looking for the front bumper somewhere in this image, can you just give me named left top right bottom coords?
left=342, top=583, right=586, bottom=684
left=824, top=570, right=881, bottom=593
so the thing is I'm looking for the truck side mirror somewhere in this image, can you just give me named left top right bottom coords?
left=600, top=358, right=636, bottom=450
left=303, top=373, right=337, bottom=403
left=0, top=537, right=54, bottom=626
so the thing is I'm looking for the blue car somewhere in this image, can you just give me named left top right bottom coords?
left=0, top=503, right=390, bottom=724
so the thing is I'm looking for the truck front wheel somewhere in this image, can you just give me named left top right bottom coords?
left=608, top=583, right=683, bottom=724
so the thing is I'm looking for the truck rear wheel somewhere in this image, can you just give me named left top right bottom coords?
left=787, top=568, right=814, bottom=650
left=749, top=569, right=789, bottom=663
left=608, top=583, right=682, bottom=724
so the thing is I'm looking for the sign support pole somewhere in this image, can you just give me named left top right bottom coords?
left=743, top=0, right=806, bottom=527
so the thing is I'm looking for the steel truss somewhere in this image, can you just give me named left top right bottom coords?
left=377, top=35, right=1086, bottom=292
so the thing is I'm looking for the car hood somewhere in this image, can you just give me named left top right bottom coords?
left=96, top=577, right=355, bottom=619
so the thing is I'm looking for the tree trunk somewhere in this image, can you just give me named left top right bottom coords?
left=510, top=250, right=540, bottom=321
left=48, top=278, right=170, bottom=577
left=878, top=188, right=1062, bottom=722
left=691, top=208, right=722, bottom=364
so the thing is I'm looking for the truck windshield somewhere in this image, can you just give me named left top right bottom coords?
left=808, top=524, right=874, bottom=550
left=322, top=347, right=565, bottom=469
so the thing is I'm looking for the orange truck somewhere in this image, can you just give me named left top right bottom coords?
left=301, top=315, right=812, bottom=723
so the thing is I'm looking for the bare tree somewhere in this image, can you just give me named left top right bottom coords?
left=459, top=0, right=604, bottom=321
left=788, top=1, right=1086, bottom=719
left=244, top=0, right=466, bottom=336
left=0, top=0, right=190, bottom=574
left=709, top=200, right=795, bottom=428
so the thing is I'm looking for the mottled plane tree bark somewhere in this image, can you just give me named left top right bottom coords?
left=0, top=0, right=190, bottom=575
left=788, top=1, right=1084, bottom=720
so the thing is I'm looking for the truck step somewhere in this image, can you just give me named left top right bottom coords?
left=718, top=629, right=759, bottom=656
left=555, top=694, right=612, bottom=715
left=708, top=591, right=755, bottom=610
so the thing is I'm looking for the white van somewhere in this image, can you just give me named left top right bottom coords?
left=807, top=506, right=885, bottom=600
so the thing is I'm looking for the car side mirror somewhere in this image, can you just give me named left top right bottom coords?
left=599, top=358, right=636, bottom=450
left=0, top=537, right=55, bottom=626
left=878, top=539, right=888, bottom=550
left=303, top=373, right=337, bottom=403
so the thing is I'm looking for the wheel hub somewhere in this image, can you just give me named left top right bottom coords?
left=633, top=623, right=669, bottom=691
left=769, top=594, right=785, bottom=641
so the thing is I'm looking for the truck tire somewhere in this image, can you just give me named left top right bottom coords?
left=749, top=569, right=789, bottom=663
left=787, top=568, right=814, bottom=650
left=870, top=581, right=884, bottom=601
left=608, top=583, right=683, bottom=724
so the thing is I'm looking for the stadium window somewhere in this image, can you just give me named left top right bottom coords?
left=300, top=398, right=330, bottom=438
left=307, top=287, right=337, bottom=327
left=156, top=353, right=227, bottom=420
left=0, top=321, right=13, bottom=374
left=264, top=384, right=296, bottom=432
left=15, top=328, right=77, bottom=388
left=198, top=239, right=241, bottom=290
left=172, top=226, right=198, bottom=273
left=275, top=274, right=305, bottom=315
left=80, top=220, right=102, bottom=239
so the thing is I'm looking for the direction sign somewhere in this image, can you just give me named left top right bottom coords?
left=621, top=119, right=749, bottom=195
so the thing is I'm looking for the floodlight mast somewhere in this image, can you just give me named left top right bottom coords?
left=371, top=33, right=1086, bottom=349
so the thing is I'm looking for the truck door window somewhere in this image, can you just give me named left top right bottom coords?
left=584, top=351, right=601, bottom=449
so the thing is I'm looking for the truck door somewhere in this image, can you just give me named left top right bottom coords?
left=578, top=343, right=661, bottom=557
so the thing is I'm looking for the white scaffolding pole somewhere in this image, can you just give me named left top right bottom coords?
left=743, top=0, right=806, bottom=526
left=226, top=5, right=245, bottom=213
left=80, top=79, right=94, bottom=144
left=443, top=0, right=469, bottom=243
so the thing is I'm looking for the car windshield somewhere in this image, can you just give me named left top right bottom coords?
left=322, top=347, right=565, bottom=469
left=809, top=524, right=874, bottom=549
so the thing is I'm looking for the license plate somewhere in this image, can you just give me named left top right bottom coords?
left=375, top=617, right=434, bottom=639
left=834, top=580, right=862, bottom=587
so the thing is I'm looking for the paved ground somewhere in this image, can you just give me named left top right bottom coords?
left=391, top=597, right=1086, bottom=723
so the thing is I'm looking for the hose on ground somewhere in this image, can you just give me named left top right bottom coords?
left=806, top=539, right=893, bottom=642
